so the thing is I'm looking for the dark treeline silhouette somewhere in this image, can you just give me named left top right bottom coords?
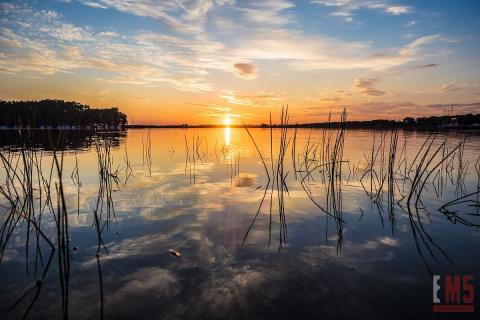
left=0, top=99, right=127, bottom=128
left=412, top=113, right=480, bottom=127
left=261, top=113, right=480, bottom=129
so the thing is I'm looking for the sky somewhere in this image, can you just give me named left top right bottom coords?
left=0, top=0, right=479, bottom=125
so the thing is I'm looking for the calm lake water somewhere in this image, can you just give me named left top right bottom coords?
left=1, top=128, right=479, bottom=319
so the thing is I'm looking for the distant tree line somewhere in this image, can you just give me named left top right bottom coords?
left=258, top=113, right=480, bottom=129
left=0, top=99, right=127, bottom=128
left=405, top=114, right=480, bottom=127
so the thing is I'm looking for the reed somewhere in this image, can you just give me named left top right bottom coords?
left=438, top=190, right=480, bottom=226
left=454, top=135, right=468, bottom=196
left=146, top=129, right=152, bottom=176
left=123, top=142, right=133, bottom=183
left=0, top=129, right=73, bottom=319
left=242, top=106, right=291, bottom=250
left=278, top=109, right=349, bottom=251
left=93, top=135, right=120, bottom=241
left=401, top=133, right=463, bottom=274
left=387, top=127, right=399, bottom=233
left=71, top=152, right=81, bottom=217
left=0, top=130, right=123, bottom=318
left=52, top=150, right=70, bottom=319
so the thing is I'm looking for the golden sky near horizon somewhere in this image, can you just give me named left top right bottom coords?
left=0, top=1, right=479, bottom=124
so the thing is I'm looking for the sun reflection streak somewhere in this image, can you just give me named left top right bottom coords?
left=224, top=127, right=231, bottom=146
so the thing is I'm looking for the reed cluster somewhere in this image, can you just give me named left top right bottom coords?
left=0, top=130, right=68, bottom=318
left=243, top=106, right=291, bottom=249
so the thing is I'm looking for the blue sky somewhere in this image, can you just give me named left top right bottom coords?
left=0, top=0, right=479, bottom=124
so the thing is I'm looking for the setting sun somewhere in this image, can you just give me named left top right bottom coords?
left=224, top=117, right=231, bottom=126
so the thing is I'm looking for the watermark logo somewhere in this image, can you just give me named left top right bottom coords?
left=433, top=275, right=475, bottom=313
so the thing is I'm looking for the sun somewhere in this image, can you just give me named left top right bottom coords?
left=224, top=116, right=231, bottom=126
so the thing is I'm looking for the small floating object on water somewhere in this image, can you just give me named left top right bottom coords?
left=72, top=246, right=79, bottom=251
left=115, top=231, right=120, bottom=236
left=167, top=249, right=182, bottom=257
left=255, top=186, right=263, bottom=190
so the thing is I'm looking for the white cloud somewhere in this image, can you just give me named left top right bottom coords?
left=78, top=0, right=234, bottom=34
left=312, top=0, right=411, bottom=21
left=238, top=0, right=295, bottom=26
left=80, top=1, right=108, bottom=9
left=40, top=23, right=93, bottom=41
left=385, top=5, right=409, bottom=15
left=235, top=31, right=444, bottom=72
left=218, top=89, right=287, bottom=107
left=219, top=90, right=254, bottom=105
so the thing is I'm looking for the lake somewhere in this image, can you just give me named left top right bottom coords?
left=1, top=128, right=479, bottom=319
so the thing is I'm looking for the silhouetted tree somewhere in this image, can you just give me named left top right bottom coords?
left=0, top=99, right=127, bottom=128
left=403, top=117, right=415, bottom=125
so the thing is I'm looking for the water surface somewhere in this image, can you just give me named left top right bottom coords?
left=1, top=128, right=479, bottom=319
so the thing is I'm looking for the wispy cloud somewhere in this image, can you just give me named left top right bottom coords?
left=406, top=20, right=417, bottom=27
left=219, top=90, right=254, bottom=105
left=243, top=32, right=446, bottom=72
left=238, top=0, right=295, bottom=26
left=410, top=63, right=439, bottom=69
left=353, top=78, right=386, bottom=96
left=440, top=82, right=477, bottom=93
left=312, top=0, right=411, bottom=22
left=80, top=1, right=108, bottom=9
left=218, top=89, right=286, bottom=107
left=78, top=0, right=233, bottom=34
left=0, top=3, right=216, bottom=92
